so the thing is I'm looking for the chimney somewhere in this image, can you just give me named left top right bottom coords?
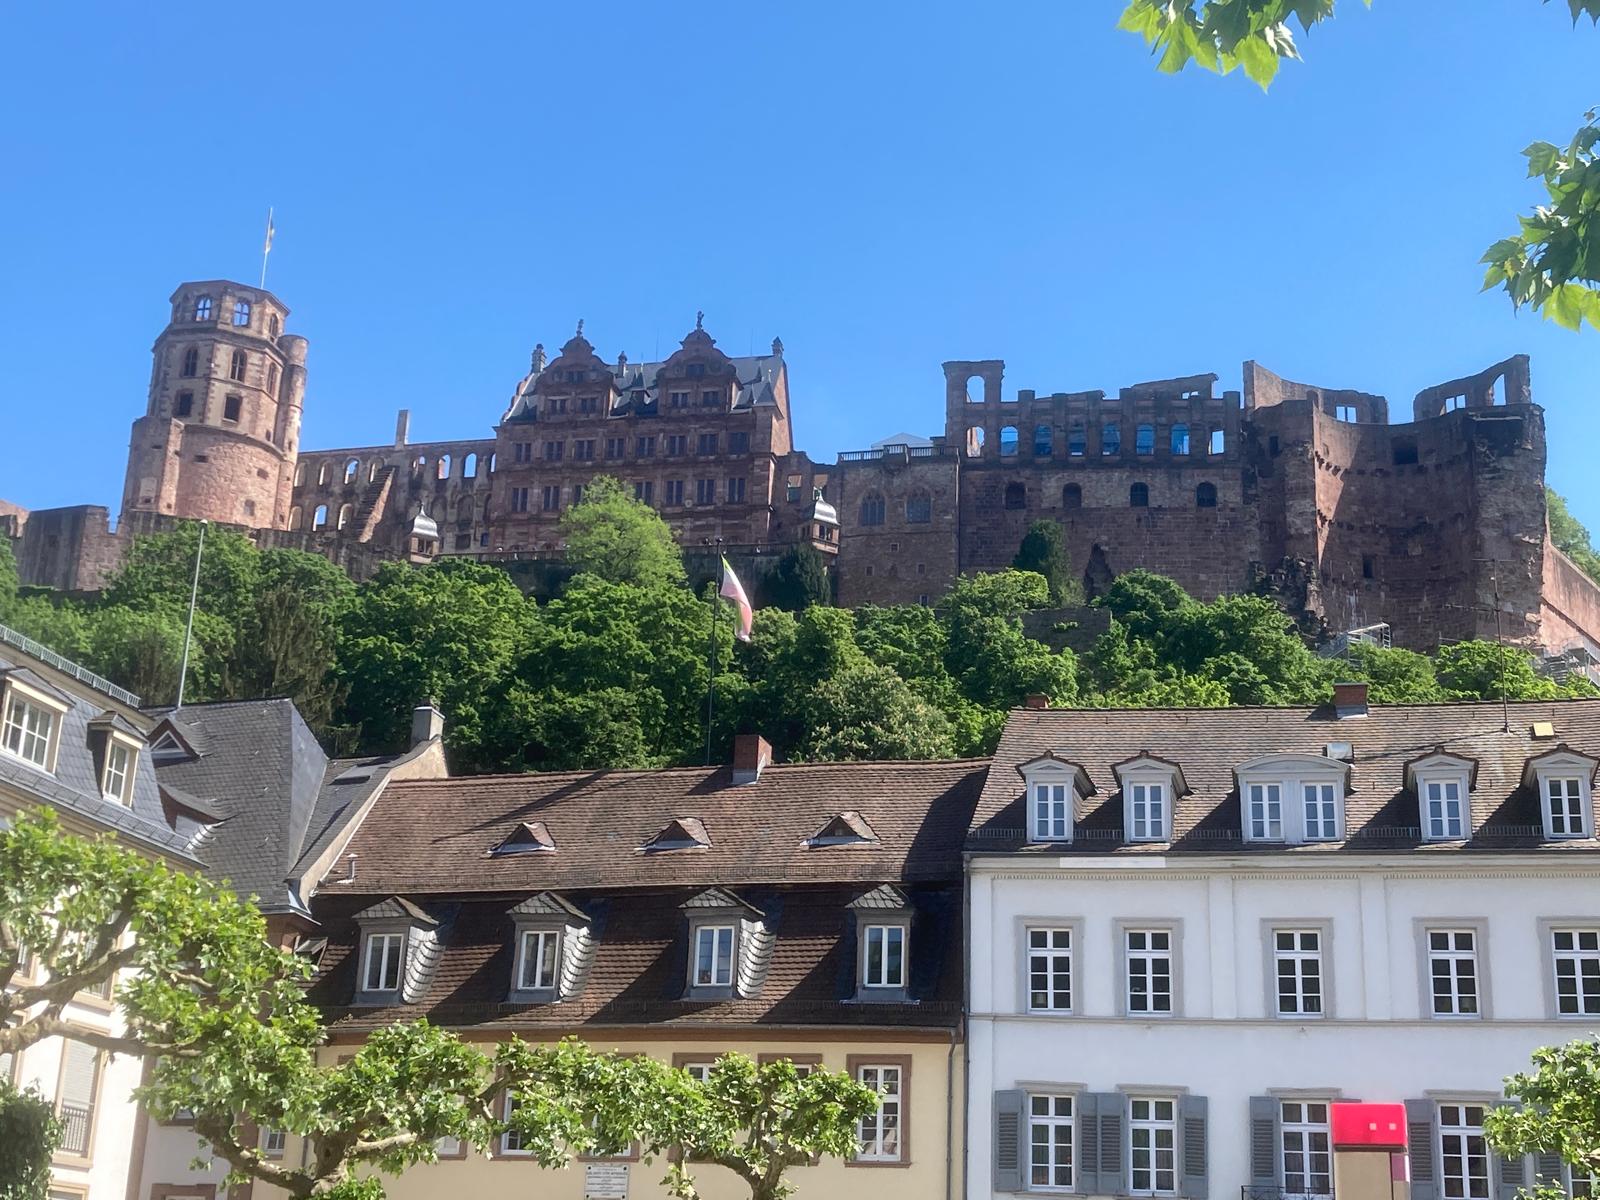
left=731, top=733, right=772, bottom=785
left=411, top=699, right=445, bottom=747
left=1023, top=693, right=1050, bottom=710
left=1332, top=681, right=1369, bottom=719
left=394, top=408, right=411, bottom=447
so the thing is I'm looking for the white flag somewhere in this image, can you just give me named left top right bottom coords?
left=720, top=557, right=753, bottom=642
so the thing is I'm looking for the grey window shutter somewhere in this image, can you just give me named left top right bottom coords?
left=1079, top=1091, right=1101, bottom=1192
left=1179, top=1095, right=1209, bottom=1199
left=1534, top=1152, right=1564, bottom=1188
left=1248, top=1095, right=1283, bottom=1196
left=1494, top=1103, right=1526, bottom=1200
left=1093, top=1092, right=1126, bottom=1196
left=994, top=1089, right=1026, bottom=1192
left=1407, top=1099, right=1439, bottom=1200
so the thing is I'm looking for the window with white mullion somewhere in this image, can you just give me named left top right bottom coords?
left=1302, top=782, right=1339, bottom=841
left=1439, top=1104, right=1491, bottom=1200
left=1281, top=1101, right=1332, bottom=1199
left=1546, top=776, right=1588, bottom=838
left=1566, top=1164, right=1595, bottom=1197
left=1128, top=1097, right=1177, bottom=1195
left=1552, top=928, right=1600, bottom=1016
left=692, top=924, right=735, bottom=988
left=1424, top=778, right=1466, bottom=840
left=855, top=1064, right=902, bottom=1161
left=1248, top=782, right=1283, bottom=840
left=863, top=923, right=906, bottom=989
left=1028, top=1093, right=1074, bottom=1190
left=1027, top=927, right=1073, bottom=1012
left=1274, top=929, right=1324, bottom=1017
left=516, top=928, right=558, bottom=991
left=1428, top=930, right=1480, bottom=1017
left=1032, top=783, right=1071, bottom=841
left=2, top=692, right=57, bottom=769
left=1126, top=929, right=1173, bottom=1015
left=1130, top=783, right=1166, bottom=841
left=362, top=932, right=403, bottom=993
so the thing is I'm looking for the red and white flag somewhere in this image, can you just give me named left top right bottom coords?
left=720, top=557, right=753, bottom=642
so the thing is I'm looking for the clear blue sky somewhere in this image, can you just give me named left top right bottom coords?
left=4, top=2, right=1598, bottom=524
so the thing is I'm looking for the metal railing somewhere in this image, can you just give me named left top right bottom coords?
left=1243, top=1188, right=1334, bottom=1200
left=0, top=621, right=141, bottom=707
left=57, top=1100, right=93, bottom=1156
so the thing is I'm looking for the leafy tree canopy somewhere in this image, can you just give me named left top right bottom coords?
left=1486, top=1037, right=1600, bottom=1188
left=1013, top=519, right=1080, bottom=606
left=558, top=475, right=686, bottom=587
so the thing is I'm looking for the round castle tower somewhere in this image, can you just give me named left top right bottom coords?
left=121, top=281, right=306, bottom=530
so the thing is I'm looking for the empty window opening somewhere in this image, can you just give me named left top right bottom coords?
left=1102, top=423, right=1121, bottom=455
left=1000, top=425, right=1019, bottom=456
left=1393, top=440, right=1418, bottom=466
left=1196, top=482, right=1217, bottom=508
left=1170, top=424, right=1190, bottom=455
left=233, top=300, right=252, bottom=326
left=193, top=296, right=213, bottom=321
left=1063, top=483, right=1082, bottom=509
left=181, top=347, right=199, bottom=377
left=1444, top=395, right=1467, bottom=413
left=436, top=454, right=451, bottom=481
left=318, top=462, right=331, bottom=486
left=267, top=363, right=279, bottom=393
left=1209, top=428, right=1225, bottom=454
left=968, top=426, right=986, bottom=457
left=312, top=504, right=329, bottom=531
left=288, top=506, right=302, bottom=530
left=343, top=458, right=359, bottom=485
left=268, top=314, right=279, bottom=337
left=464, top=453, right=477, bottom=478
left=1069, top=424, right=1086, bottom=457
left=1135, top=424, right=1155, bottom=455
left=223, top=394, right=242, bottom=422
left=1004, top=482, right=1026, bottom=510
left=337, top=503, right=353, bottom=530
left=1130, top=482, right=1149, bottom=507
left=966, top=375, right=986, bottom=404
left=1034, top=424, right=1053, bottom=456
left=1362, top=555, right=1375, bottom=579
left=230, top=350, right=248, bottom=382
left=175, top=391, right=194, bottom=418
left=1335, top=404, right=1357, bottom=423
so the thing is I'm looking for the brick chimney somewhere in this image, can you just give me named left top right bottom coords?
left=732, top=733, right=772, bottom=785
left=411, top=699, right=445, bottom=747
left=1023, top=693, right=1050, bottom=710
left=1332, top=681, right=1369, bottom=720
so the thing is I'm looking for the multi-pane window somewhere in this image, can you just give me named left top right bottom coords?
left=1027, top=927, right=1072, bottom=1012
left=362, top=932, right=403, bottom=993
left=577, top=395, right=597, bottom=413
left=1274, top=929, right=1323, bottom=1016
left=1102, top=423, right=1121, bottom=455
left=102, top=740, right=133, bottom=803
left=573, top=439, right=595, bottom=461
left=517, top=929, right=558, bottom=991
left=514, top=441, right=532, bottom=463
left=860, top=494, right=886, bottom=526
left=1248, top=783, right=1283, bottom=840
left=669, top=391, right=690, bottom=409
left=681, top=1061, right=715, bottom=1082
left=181, top=346, right=199, bottom=377
left=193, top=296, right=213, bottom=321
left=543, top=440, right=564, bottom=462
left=230, top=350, right=248, bottom=381
left=727, top=477, right=746, bottom=503
left=665, top=480, right=685, bottom=506
left=1128, top=1097, right=1177, bottom=1194
left=693, top=925, right=734, bottom=988
left=667, top=435, right=687, bottom=457
left=501, top=1092, right=529, bottom=1155
left=695, top=479, right=716, bottom=505
left=1029, top=1094, right=1074, bottom=1190
left=862, top=924, right=906, bottom=989
left=541, top=485, right=561, bottom=512
left=261, top=1127, right=287, bottom=1156
left=1424, top=778, right=1466, bottom=839
left=1439, top=1104, right=1491, bottom=1200
left=510, top=487, right=529, bottom=513
left=906, top=492, right=932, bottom=523
left=700, top=390, right=720, bottom=407
left=54, top=1039, right=103, bottom=1158
left=1303, top=783, right=1339, bottom=840
left=728, top=431, right=750, bottom=454
left=1032, top=782, right=1070, bottom=841
left=1281, top=1101, right=1332, bottom=1198
left=1546, top=777, right=1588, bottom=838
left=2, top=692, right=57, bottom=768
left=1130, top=783, right=1166, bottom=840
left=698, top=433, right=718, bottom=455
left=1552, top=928, right=1600, bottom=1016
left=855, top=1065, right=902, bottom=1161
left=634, top=481, right=654, bottom=505
left=605, top=437, right=626, bottom=460
left=233, top=300, right=252, bottom=326
left=1427, top=929, right=1480, bottom=1017
left=1126, top=929, right=1173, bottom=1015
left=637, top=436, right=656, bottom=458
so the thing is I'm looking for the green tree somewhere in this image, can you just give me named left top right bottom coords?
left=1117, top=0, right=1600, bottom=328
left=1548, top=488, right=1600, bottom=585
left=1013, top=519, right=1079, bottom=606
left=767, top=543, right=832, bottom=611
left=1340, top=642, right=1443, bottom=703
left=795, top=661, right=955, bottom=761
left=558, top=475, right=686, bottom=587
left=0, top=1079, right=58, bottom=1200
left=79, top=605, right=192, bottom=706
left=1433, top=640, right=1593, bottom=701
left=1485, top=1037, right=1600, bottom=1191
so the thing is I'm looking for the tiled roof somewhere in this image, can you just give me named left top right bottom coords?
left=971, top=699, right=1600, bottom=855
left=308, top=884, right=962, bottom=1033
left=326, top=759, right=986, bottom=894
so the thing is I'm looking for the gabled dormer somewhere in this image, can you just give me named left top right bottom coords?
left=1017, top=751, right=1095, bottom=843
left=147, top=717, right=201, bottom=764
left=490, top=821, right=556, bottom=856
left=85, top=711, right=145, bottom=806
left=1112, top=752, right=1189, bottom=842
left=1405, top=749, right=1477, bottom=842
left=681, top=887, right=773, bottom=1000
left=506, top=892, right=594, bottom=1004
left=642, top=817, right=711, bottom=853
left=352, top=897, right=441, bottom=1006
left=1233, top=752, right=1352, bottom=844
left=848, top=884, right=915, bottom=1003
left=807, top=811, right=879, bottom=848
left=0, top=667, right=72, bottom=774
left=1523, top=745, right=1599, bottom=840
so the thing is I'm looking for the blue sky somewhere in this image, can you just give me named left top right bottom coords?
left=4, top=2, right=1598, bottom=525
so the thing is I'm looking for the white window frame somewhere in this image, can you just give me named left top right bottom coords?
left=1302, top=781, right=1340, bottom=841
left=1270, top=927, right=1326, bottom=1018
left=500, top=1091, right=531, bottom=1157
left=1119, top=923, right=1179, bottom=1017
left=1418, top=922, right=1486, bottom=1019
left=1280, top=1099, right=1333, bottom=1200
left=1247, top=782, right=1283, bottom=841
left=853, top=1062, right=904, bottom=1163
left=1128, top=1095, right=1178, bottom=1196
left=1027, top=1092, right=1075, bottom=1191
left=862, top=923, right=907, bottom=990
left=260, top=1126, right=286, bottom=1158
left=361, top=931, right=404, bottom=994
left=1, top=681, right=67, bottom=774
left=515, top=928, right=559, bottom=993
left=1438, top=1102, right=1492, bottom=1200
left=1236, top=756, right=1349, bottom=845
left=1031, top=781, right=1072, bottom=842
left=690, top=923, right=735, bottom=989
left=100, top=733, right=140, bottom=805
left=1128, top=781, right=1167, bottom=842
left=1542, top=922, right=1600, bottom=1019
left=1529, top=755, right=1597, bottom=840
left=1026, top=925, right=1075, bottom=1014
left=1409, top=757, right=1473, bottom=841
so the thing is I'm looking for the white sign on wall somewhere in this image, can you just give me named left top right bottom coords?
left=584, top=1162, right=630, bottom=1199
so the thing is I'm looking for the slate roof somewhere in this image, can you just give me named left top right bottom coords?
left=970, top=698, right=1600, bottom=855
left=327, top=759, right=986, bottom=893
left=502, top=349, right=783, bottom=422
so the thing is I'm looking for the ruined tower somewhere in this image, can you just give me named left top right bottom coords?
left=121, top=281, right=306, bottom=530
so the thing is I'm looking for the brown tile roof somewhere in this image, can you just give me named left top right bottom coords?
left=307, top=884, right=963, bottom=1032
left=970, top=699, right=1600, bottom=855
left=325, top=759, right=986, bottom=895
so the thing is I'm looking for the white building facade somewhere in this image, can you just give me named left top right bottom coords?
left=966, top=694, right=1600, bottom=1200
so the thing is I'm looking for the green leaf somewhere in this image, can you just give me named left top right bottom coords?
left=1235, top=32, right=1281, bottom=88
left=1526, top=141, right=1564, bottom=177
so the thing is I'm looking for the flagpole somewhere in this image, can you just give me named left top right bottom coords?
left=259, top=206, right=274, bottom=289
left=175, top=520, right=207, bottom=710
left=704, top=540, right=723, bottom=766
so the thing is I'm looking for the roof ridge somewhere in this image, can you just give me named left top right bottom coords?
left=389, top=757, right=988, bottom=787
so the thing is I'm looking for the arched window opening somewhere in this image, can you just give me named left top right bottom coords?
left=967, top=426, right=986, bottom=458
left=230, top=350, right=247, bottom=382
left=1068, top=424, right=1086, bottom=457
left=193, top=296, right=213, bottom=321
left=312, top=504, right=329, bottom=531
left=437, top=454, right=451, bottom=481
left=267, top=363, right=279, bottom=393
left=317, top=462, right=330, bottom=486
left=860, top=493, right=886, bottom=526
left=344, top=458, right=359, bottom=485
left=367, top=462, right=380, bottom=483
left=966, top=375, right=986, bottom=404
left=1196, top=482, right=1218, bottom=508
left=294, top=462, right=307, bottom=487
left=412, top=455, right=427, bottom=474
left=1034, top=424, right=1053, bottom=457
left=289, top=506, right=303, bottom=530
left=906, top=490, right=932, bottom=523
left=463, top=453, right=478, bottom=479
left=1171, top=424, right=1190, bottom=455
left=1000, top=426, right=1019, bottom=456
left=1209, top=428, right=1225, bottom=455
left=1004, top=482, right=1026, bottom=510
left=181, top=347, right=199, bottom=377
left=1102, top=423, right=1121, bottom=455
left=488, top=452, right=497, bottom=473
left=233, top=300, right=252, bottom=327
left=1063, top=483, right=1082, bottom=509
left=268, top=314, right=279, bottom=337
left=337, top=503, right=353, bottom=530
left=1130, top=483, right=1149, bottom=508
left=1135, top=424, right=1155, bottom=455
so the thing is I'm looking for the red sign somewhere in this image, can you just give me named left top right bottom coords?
left=1331, top=1103, right=1408, bottom=1151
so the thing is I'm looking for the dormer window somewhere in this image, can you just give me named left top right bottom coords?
left=491, top=821, right=556, bottom=855
left=0, top=671, right=70, bottom=773
left=506, top=892, right=591, bottom=1003
left=808, top=812, right=878, bottom=847
left=693, top=925, right=735, bottom=987
left=642, top=817, right=710, bottom=853
left=1406, top=751, right=1476, bottom=842
left=352, top=897, right=439, bottom=1005
left=1017, top=753, right=1094, bottom=844
left=849, top=884, right=914, bottom=1002
left=102, top=738, right=134, bottom=804
left=1114, top=754, right=1188, bottom=843
left=1524, top=747, right=1598, bottom=840
left=516, top=929, right=558, bottom=991
left=363, top=932, right=403, bottom=993
left=681, top=888, right=771, bottom=1000
left=1235, top=754, right=1352, bottom=844
left=1245, top=783, right=1282, bottom=840
left=863, top=924, right=906, bottom=989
